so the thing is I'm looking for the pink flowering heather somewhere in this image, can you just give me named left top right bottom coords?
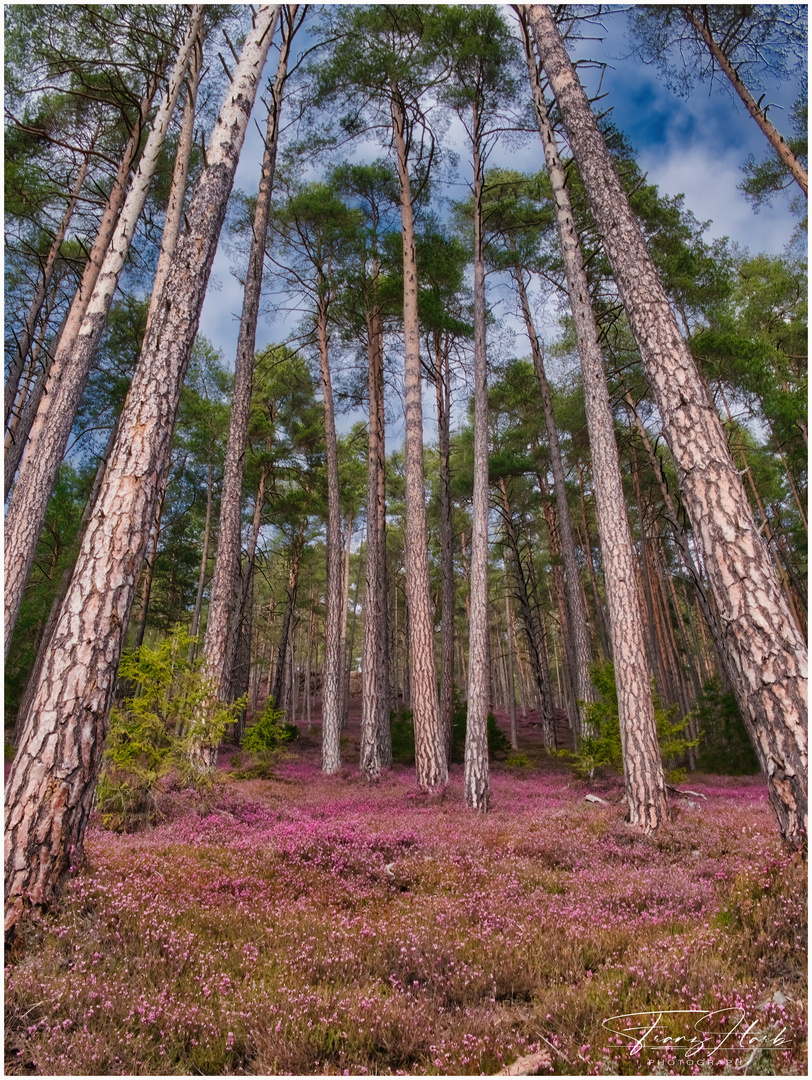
left=4, top=712, right=807, bottom=1075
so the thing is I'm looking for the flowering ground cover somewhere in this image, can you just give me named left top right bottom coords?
left=4, top=705, right=807, bottom=1076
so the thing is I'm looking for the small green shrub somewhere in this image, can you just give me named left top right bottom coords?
left=558, top=661, right=700, bottom=781
left=505, top=752, right=533, bottom=770
left=97, top=628, right=245, bottom=830
left=241, top=700, right=298, bottom=754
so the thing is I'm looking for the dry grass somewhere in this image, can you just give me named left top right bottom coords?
left=4, top=706, right=807, bottom=1075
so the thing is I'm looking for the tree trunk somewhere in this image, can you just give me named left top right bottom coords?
left=339, top=514, right=354, bottom=733
left=434, top=333, right=456, bottom=768
left=222, top=464, right=270, bottom=697
left=12, top=419, right=120, bottom=746
left=465, top=111, right=490, bottom=811
left=5, top=300, right=66, bottom=498
left=576, top=477, right=611, bottom=661
left=679, top=5, right=808, bottom=197
left=271, top=523, right=306, bottom=708
left=391, top=91, right=446, bottom=789
left=498, top=476, right=555, bottom=746
left=514, top=267, right=595, bottom=726
left=133, top=468, right=171, bottom=650
left=625, top=394, right=736, bottom=691
left=525, top=9, right=669, bottom=832
left=536, top=466, right=580, bottom=736
left=201, top=7, right=295, bottom=698
left=189, top=462, right=215, bottom=660
left=505, top=588, right=519, bottom=750
left=317, top=294, right=343, bottom=773
left=531, top=2, right=806, bottom=843
left=360, top=294, right=386, bottom=777
left=4, top=6, right=282, bottom=935
left=4, top=9, right=204, bottom=657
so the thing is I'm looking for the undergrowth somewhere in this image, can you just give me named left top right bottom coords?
left=4, top=752, right=805, bottom=1076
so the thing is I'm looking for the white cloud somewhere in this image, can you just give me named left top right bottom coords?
left=639, top=141, right=796, bottom=255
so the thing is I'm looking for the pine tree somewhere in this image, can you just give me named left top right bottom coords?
left=5, top=5, right=282, bottom=934
left=529, top=3, right=807, bottom=843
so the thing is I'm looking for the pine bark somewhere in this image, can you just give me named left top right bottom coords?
left=133, top=468, right=171, bottom=650
left=434, top=335, right=456, bottom=767
left=361, top=294, right=392, bottom=770
left=201, top=6, right=295, bottom=701
left=530, top=3, right=807, bottom=843
left=338, top=514, right=353, bottom=733
left=4, top=9, right=203, bottom=658
left=189, top=462, right=215, bottom=659
left=679, top=5, right=807, bottom=197
left=505, top=589, right=519, bottom=750
left=465, top=113, right=490, bottom=811
left=4, top=5, right=282, bottom=934
left=222, top=464, right=270, bottom=698
left=391, top=91, right=446, bottom=789
left=525, top=9, right=669, bottom=832
left=317, top=296, right=344, bottom=774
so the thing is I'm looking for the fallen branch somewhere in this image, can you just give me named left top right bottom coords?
left=667, top=785, right=707, bottom=800
left=495, top=1048, right=553, bottom=1075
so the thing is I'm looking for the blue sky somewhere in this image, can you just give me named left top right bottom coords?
left=198, top=4, right=806, bottom=370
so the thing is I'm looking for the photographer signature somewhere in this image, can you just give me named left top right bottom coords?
left=602, top=1008, right=788, bottom=1059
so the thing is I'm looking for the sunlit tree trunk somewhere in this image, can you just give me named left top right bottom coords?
left=222, top=464, right=270, bottom=697
left=4, top=6, right=281, bottom=934
left=531, top=2, right=807, bottom=842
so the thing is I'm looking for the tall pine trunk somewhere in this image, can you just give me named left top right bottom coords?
left=435, top=335, right=455, bottom=767
left=530, top=3, right=806, bottom=843
left=524, top=9, right=668, bottom=832
left=465, top=112, right=490, bottom=811
left=360, top=291, right=392, bottom=773
left=202, top=5, right=296, bottom=706
left=391, top=91, right=446, bottom=790
left=4, top=6, right=281, bottom=934
left=317, top=295, right=344, bottom=774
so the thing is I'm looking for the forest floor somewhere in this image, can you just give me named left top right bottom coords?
left=4, top=699, right=807, bottom=1076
